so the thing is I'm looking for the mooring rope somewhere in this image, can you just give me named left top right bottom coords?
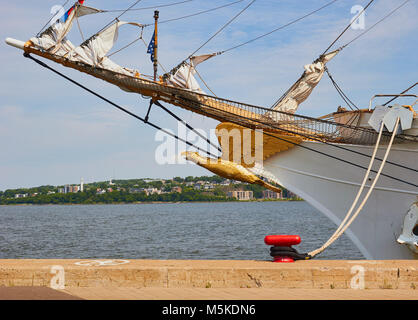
left=309, top=118, right=401, bottom=258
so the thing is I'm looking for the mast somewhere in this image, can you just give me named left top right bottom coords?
left=153, top=10, right=159, bottom=82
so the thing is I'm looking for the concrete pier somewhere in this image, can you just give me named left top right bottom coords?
left=0, top=259, right=417, bottom=300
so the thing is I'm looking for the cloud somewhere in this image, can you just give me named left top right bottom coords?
left=0, top=0, right=417, bottom=189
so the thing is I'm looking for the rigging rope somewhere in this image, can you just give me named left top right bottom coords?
left=325, top=67, right=359, bottom=110
left=175, top=95, right=418, bottom=184
left=250, top=116, right=418, bottom=189
left=220, top=0, right=340, bottom=54
left=309, top=118, right=400, bottom=258
left=154, top=100, right=222, bottom=153
left=322, top=0, right=375, bottom=55
left=107, top=37, right=142, bottom=58
left=139, top=37, right=168, bottom=73
left=255, top=120, right=418, bottom=188
left=194, top=68, right=218, bottom=97
left=103, top=0, right=195, bottom=12
left=383, top=82, right=417, bottom=106
left=144, top=0, right=245, bottom=26
left=340, top=0, right=412, bottom=51
left=176, top=93, right=418, bottom=176
left=95, top=0, right=144, bottom=37
left=106, top=31, right=169, bottom=74
left=99, top=0, right=245, bottom=27
left=24, top=53, right=418, bottom=188
left=187, top=0, right=256, bottom=60
left=37, top=0, right=71, bottom=37
left=106, top=26, right=145, bottom=59
left=75, top=15, right=85, bottom=42
left=24, top=53, right=218, bottom=159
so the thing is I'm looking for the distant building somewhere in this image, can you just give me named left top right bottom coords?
left=262, top=190, right=282, bottom=199
left=57, top=184, right=84, bottom=194
left=14, top=194, right=28, bottom=199
left=227, top=190, right=253, bottom=201
left=221, top=180, right=231, bottom=186
left=282, top=189, right=299, bottom=199
left=171, top=186, right=182, bottom=193
left=144, top=188, right=161, bottom=196
left=62, top=185, right=80, bottom=194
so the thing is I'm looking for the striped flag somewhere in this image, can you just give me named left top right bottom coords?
left=63, top=0, right=85, bottom=22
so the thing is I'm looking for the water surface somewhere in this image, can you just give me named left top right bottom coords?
left=0, top=201, right=364, bottom=260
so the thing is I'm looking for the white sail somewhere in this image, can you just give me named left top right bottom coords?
left=67, top=21, right=142, bottom=75
left=166, top=53, right=217, bottom=93
left=29, top=2, right=142, bottom=76
left=272, top=49, right=340, bottom=114
left=30, top=3, right=102, bottom=56
left=167, top=64, right=203, bottom=93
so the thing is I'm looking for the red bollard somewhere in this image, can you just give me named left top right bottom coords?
left=264, top=235, right=301, bottom=263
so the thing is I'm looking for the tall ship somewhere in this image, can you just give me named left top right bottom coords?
left=6, top=0, right=417, bottom=259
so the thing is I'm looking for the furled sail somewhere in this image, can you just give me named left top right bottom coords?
left=29, top=1, right=142, bottom=77
left=30, top=2, right=102, bottom=56
left=165, top=53, right=218, bottom=93
left=67, top=21, right=143, bottom=75
left=272, top=49, right=340, bottom=114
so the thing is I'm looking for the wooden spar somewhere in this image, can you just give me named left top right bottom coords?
left=153, top=10, right=159, bottom=82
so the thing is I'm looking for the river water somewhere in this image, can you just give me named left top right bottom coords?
left=0, top=201, right=364, bottom=260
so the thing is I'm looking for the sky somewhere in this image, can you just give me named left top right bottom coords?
left=0, top=0, right=417, bottom=190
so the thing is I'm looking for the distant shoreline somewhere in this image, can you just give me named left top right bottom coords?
left=0, top=199, right=303, bottom=206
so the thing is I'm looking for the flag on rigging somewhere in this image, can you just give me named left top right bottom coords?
left=147, top=32, right=155, bottom=62
left=63, top=0, right=85, bottom=22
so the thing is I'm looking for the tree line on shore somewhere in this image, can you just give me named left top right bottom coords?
left=0, top=188, right=231, bottom=205
left=0, top=175, right=300, bottom=205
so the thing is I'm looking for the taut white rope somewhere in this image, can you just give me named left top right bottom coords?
left=309, top=117, right=400, bottom=257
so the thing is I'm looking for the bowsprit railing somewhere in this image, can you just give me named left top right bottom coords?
left=110, top=67, right=414, bottom=145
left=25, top=46, right=415, bottom=146
left=169, top=92, right=413, bottom=145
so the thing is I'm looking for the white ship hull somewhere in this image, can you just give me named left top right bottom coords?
left=263, top=139, right=418, bottom=259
